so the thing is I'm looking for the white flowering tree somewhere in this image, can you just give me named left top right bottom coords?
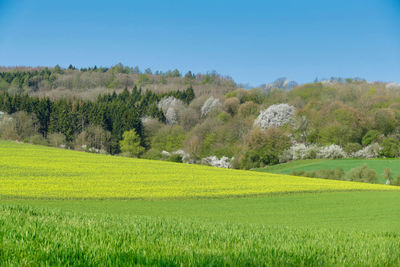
left=316, top=144, right=347, bottom=159
left=157, top=96, right=185, bottom=125
left=254, top=104, right=295, bottom=129
left=280, top=143, right=318, bottom=162
left=352, top=143, right=382, bottom=158
left=201, top=97, right=221, bottom=117
left=280, top=143, right=348, bottom=162
left=386, top=82, right=400, bottom=90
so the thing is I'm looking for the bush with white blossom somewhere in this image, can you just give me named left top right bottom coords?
left=316, top=144, right=347, bottom=159
left=280, top=143, right=347, bottom=162
left=280, top=143, right=319, bottom=162
left=201, top=97, right=222, bottom=117
left=254, top=104, right=295, bottom=129
left=201, top=156, right=232, bottom=168
left=172, top=150, right=192, bottom=163
left=351, top=143, right=382, bottom=159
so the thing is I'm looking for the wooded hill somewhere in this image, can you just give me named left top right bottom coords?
left=1, top=64, right=400, bottom=173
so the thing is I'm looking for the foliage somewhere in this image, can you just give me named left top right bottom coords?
left=257, top=158, right=400, bottom=184
left=343, top=142, right=362, bottom=154
left=253, top=104, right=295, bottom=129
left=0, top=86, right=195, bottom=154
left=291, top=167, right=345, bottom=180
left=223, top=97, right=240, bottom=116
left=47, top=133, right=66, bottom=147
left=119, top=129, right=145, bottom=157
left=201, top=156, right=232, bottom=168
left=316, top=144, right=347, bottom=159
left=0, top=111, right=37, bottom=141
left=352, top=143, right=382, bottom=159
left=201, top=96, right=221, bottom=117
left=374, top=109, right=396, bottom=135
left=362, top=130, right=381, bottom=146
left=380, top=137, right=399, bottom=158
left=238, top=101, right=258, bottom=118
left=157, top=96, right=184, bottom=125
left=281, top=143, right=346, bottom=162
left=149, top=125, right=186, bottom=153
left=346, top=165, right=378, bottom=183
left=240, top=128, right=291, bottom=169
left=280, top=143, right=318, bottom=162
left=3, top=67, right=400, bottom=169
left=29, top=134, right=49, bottom=146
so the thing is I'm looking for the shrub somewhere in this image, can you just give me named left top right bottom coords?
left=238, top=101, right=258, bottom=118
left=383, top=168, right=393, bottom=185
left=74, top=125, right=111, bottom=153
left=352, top=143, right=382, bottom=159
left=253, top=104, right=295, bottom=129
left=362, top=130, right=381, bottom=146
left=0, top=111, right=36, bottom=141
left=48, top=133, right=67, bottom=147
left=169, top=154, right=183, bottom=163
left=344, top=143, right=362, bottom=154
left=291, top=168, right=345, bottom=180
left=280, top=143, right=319, bottom=162
left=380, top=138, right=399, bottom=158
left=223, top=97, right=240, bottom=116
left=346, top=165, right=378, bottom=183
left=141, top=148, right=163, bottom=160
left=316, top=144, right=347, bottom=159
left=202, top=155, right=232, bottom=168
left=30, top=134, right=49, bottom=146
left=291, top=170, right=305, bottom=176
left=217, top=112, right=230, bottom=123
left=172, top=150, right=192, bottom=163
left=150, top=125, right=186, bottom=152
left=395, top=175, right=400, bottom=186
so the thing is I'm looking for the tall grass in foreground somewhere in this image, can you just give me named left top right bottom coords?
left=1, top=205, right=399, bottom=266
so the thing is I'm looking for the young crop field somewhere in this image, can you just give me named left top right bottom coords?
left=255, top=158, right=400, bottom=183
left=1, top=140, right=400, bottom=266
left=0, top=140, right=398, bottom=200
left=1, top=201, right=400, bottom=266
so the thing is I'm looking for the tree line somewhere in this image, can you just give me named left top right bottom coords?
left=0, top=86, right=194, bottom=154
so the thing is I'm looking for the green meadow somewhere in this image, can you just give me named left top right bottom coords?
left=255, top=158, right=400, bottom=183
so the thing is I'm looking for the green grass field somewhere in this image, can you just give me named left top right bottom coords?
left=1, top=140, right=400, bottom=266
left=254, top=158, right=400, bottom=183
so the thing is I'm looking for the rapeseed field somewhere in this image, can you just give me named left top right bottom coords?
left=0, top=140, right=397, bottom=199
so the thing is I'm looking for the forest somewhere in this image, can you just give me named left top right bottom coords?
left=1, top=64, right=400, bottom=170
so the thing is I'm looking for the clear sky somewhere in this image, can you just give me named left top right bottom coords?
left=0, top=0, right=399, bottom=86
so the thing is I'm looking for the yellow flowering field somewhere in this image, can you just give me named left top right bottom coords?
left=0, top=140, right=398, bottom=199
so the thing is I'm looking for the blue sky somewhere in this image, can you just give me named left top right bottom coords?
left=0, top=0, right=399, bottom=86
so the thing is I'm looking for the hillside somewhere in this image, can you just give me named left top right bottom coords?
left=0, top=65, right=237, bottom=100
left=2, top=66, right=400, bottom=175
left=0, top=140, right=397, bottom=199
